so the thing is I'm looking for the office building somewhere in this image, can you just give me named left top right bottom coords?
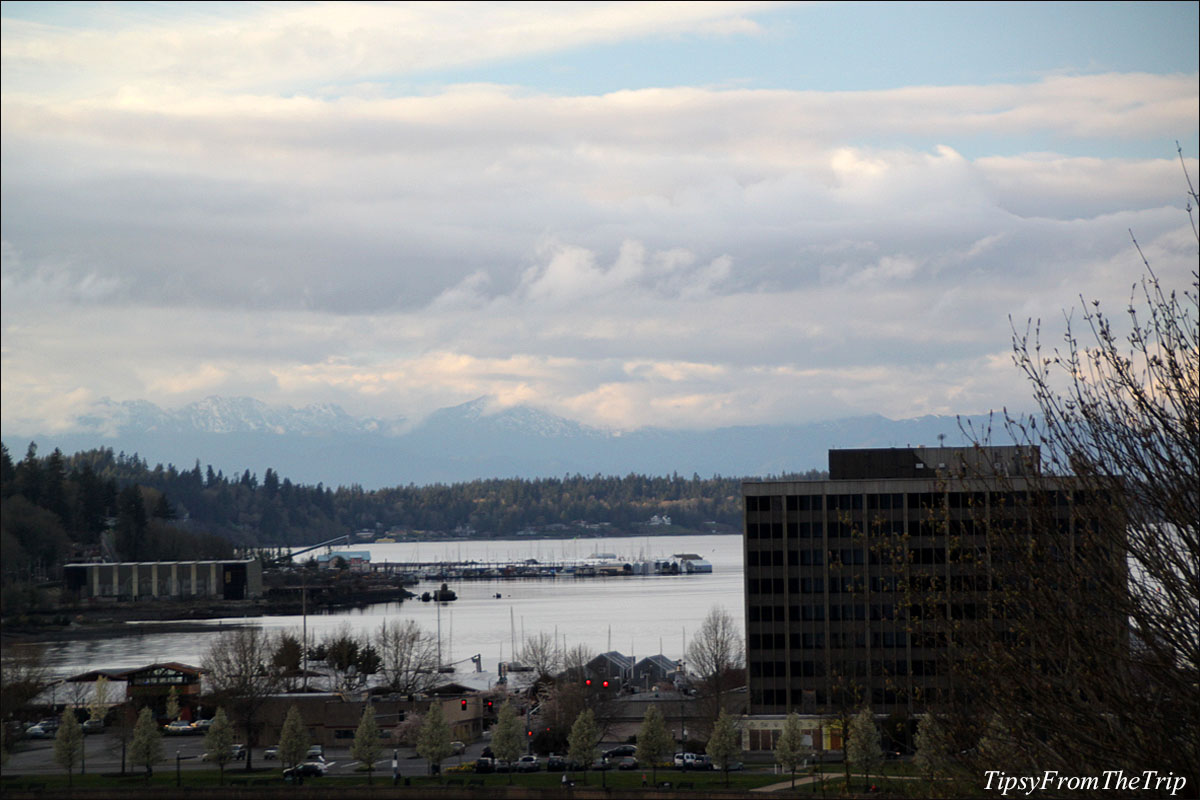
left=743, top=445, right=1094, bottom=718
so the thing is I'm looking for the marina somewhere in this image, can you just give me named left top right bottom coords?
left=37, top=534, right=744, bottom=677
left=367, top=551, right=714, bottom=583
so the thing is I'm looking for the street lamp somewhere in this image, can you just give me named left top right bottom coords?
left=176, top=748, right=181, bottom=787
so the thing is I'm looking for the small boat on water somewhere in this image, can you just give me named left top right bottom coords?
left=433, top=582, right=457, bottom=601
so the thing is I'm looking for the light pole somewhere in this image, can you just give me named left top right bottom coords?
left=176, top=748, right=182, bottom=787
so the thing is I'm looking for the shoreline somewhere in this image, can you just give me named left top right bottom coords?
left=1, top=619, right=253, bottom=644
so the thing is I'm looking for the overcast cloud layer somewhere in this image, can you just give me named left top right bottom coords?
left=2, top=2, right=1198, bottom=434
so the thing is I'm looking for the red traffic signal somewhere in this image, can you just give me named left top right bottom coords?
left=486, top=700, right=493, bottom=709
left=461, top=699, right=468, bottom=710
left=584, top=678, right=592, bottom=686
left=602, top=680, right=609, bottom=688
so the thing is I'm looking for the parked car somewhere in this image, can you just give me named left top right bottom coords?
left=494, top=759, right=512, bottom=773
left=450, top=740, right=466, bottom=754
left=516, top=755, right=540, bottom=772
left=202, top=744, right=246, bottom=762
left=615, top=756, right=639, bottom=770
left=590, top=757, right=612, bottom=771
left=306, top=745, right=325, bottom=760
left=545, top=755, right=567, bottom=772
left=264, top=747, right=279, bottom=760
left=25, top=724, right=54, bottom=739
left=164, top=720, right=195, bottom=734
left=283, top=761, right=326, bottom=780
left=674, top=752, right=695, bottom=768
left=693, top=754, right=714, bottom=770
left=474, top=757, right=495, bottom=773
left=82, top=719, right=105, bottom=734
left=604, top=745, right=637, bottom=759
left=191, top=718, right=213, bottom=732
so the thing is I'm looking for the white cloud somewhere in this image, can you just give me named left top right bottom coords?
left=1, top=2, right=776, bottom=97
left=2, top=4, right=1196, bottom=436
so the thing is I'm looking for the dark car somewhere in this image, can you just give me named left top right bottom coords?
left=283, top=762, right=326, bottom=780
left=545, top=755, right=567, bottom=772
left=474, top=757, right=495, bottom=774
left=616, top=756, right=639, bottom=770
left=603, top=745, right=637, bottom=759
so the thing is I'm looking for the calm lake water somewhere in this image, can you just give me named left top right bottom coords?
left=41, top=534, right=745, bottom=677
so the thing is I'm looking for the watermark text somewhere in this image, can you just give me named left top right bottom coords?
left=984, top=770, right=1187, bottom=796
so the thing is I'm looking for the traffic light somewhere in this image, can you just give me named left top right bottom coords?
left=584, top=678, right=592, bottom=686
left=461, top=699, right=468, bottom=710
left=602, top=679, right=609, bottom=688
left=486, top=700, right=493, bottom=710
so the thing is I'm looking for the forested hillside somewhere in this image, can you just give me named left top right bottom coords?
left=1, top=441, right=820, bottom=586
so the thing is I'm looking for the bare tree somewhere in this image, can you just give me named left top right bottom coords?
left=561, top=643, right=596, bottom=682
left=376, top=619, right=439, bottom=695
left=519, top=632, right=562, bottom=681
left=0, top=643, right=47, bottom=721
left=686, top=606, right=745, bottom=736
left=934, top=157, right=1199, bottom=788
left=202, top=628, right=281, bottom=770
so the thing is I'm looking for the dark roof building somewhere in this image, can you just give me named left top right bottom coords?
left=63, top=559, right=262, bottom=600
left=742, top=445, right=1100, bottom=720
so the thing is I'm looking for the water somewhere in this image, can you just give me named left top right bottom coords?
left=40, top=534, right=745, bottom=676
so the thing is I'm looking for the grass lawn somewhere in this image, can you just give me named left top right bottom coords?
left=1, top=766, right=787, bottom=792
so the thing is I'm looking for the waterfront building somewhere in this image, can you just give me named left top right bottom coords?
left=316, top=550, right=372, bottom=571
left=742, top=446, right=1102, bottom=731
left=63, top=558, right=262, bottom=601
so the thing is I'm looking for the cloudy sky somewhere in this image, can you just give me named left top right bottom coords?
left=2, top=1, right=1197, bottom=435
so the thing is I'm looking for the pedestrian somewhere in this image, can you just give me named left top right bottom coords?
left=642, top=773, right=647, bottom=787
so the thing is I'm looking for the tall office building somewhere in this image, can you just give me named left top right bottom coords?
left=742, top=445, right=1097, bottom=717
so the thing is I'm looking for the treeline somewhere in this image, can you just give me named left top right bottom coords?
left=0, top=443, right=234, bottom=588
left=1, top=440, right=824, bottom=578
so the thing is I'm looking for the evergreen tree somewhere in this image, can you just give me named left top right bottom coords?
left=416, top=700, right=451, bottom=777
left=635, top=704, right=673, bottom=784
left=53, top=710, right=83, bottom=786
left=705, top=708, right=740, bottom=785
left=203, top=708, right=236, bottom=784
left=775, top=712, right=809, bottom=789
left=491, top=700, right=523, bottom=784
left=846, top=707, right=883, bottom=793
left=567, top=708, right=598, bottom=783
left=350, top=706, right=381, bottom=784
left=278, top=705, right=310, bottom=770
left=129, top=706, right=163, bottom=781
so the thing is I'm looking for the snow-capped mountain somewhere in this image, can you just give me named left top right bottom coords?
left=2, top=395, right=1014, bottom=488
left=68, top=395, right=399, bottom=437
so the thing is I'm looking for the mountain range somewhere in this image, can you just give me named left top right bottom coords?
left=2, top=396, right=1015, bottom=489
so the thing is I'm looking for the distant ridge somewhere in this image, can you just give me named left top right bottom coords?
left=2, top=395, right=1013, bottom=489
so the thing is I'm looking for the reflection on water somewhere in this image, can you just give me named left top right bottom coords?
left=42, top=534, right=745, bottom=676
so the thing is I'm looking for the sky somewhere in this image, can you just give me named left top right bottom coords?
left=2, top=1, right=1197, bottom=435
